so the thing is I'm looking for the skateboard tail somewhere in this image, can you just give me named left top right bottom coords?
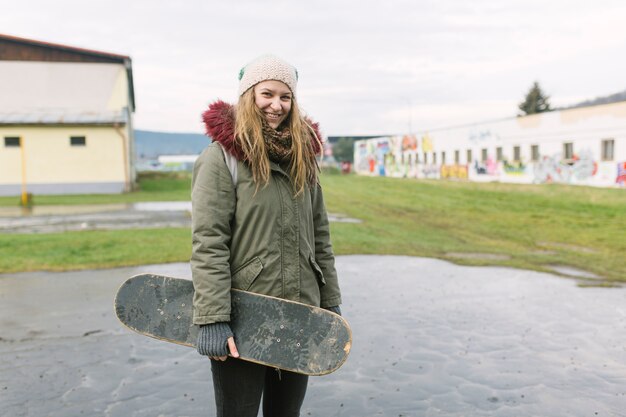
left=114, top=274, right=199, bottom=347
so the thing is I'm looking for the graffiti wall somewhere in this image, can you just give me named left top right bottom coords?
left=355, top=135, right=623, bottom=187
left=354, top=135, right=423, bottom=178
left=353, top=101, right=625, bottom=188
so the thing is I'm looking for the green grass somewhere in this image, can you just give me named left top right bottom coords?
left=0, top=228, right=191, bottom=273
left=1, top=172, right=625, bottom=282
left=0, top=171, right=192, bottom=206
left=322, top=175, right=626, bottom=282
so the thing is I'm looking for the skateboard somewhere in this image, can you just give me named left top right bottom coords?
left=114, top=273, right=351, bottom=376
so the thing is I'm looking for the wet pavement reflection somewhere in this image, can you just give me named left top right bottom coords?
left=0, top=202, right=360, bottom=233
left=1, top=256, right=625, bottom=416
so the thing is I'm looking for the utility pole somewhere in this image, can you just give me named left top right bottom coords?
left=19, top=136, right=29, bottom=206
left=400, top=96, right=413, bottom=133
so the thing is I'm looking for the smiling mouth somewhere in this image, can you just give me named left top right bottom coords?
left=265, top=113, right=282, bottom=120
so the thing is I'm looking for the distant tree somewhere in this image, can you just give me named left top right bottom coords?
left=518, top=81, right=551, bottom=116
left=331, top=137, right=355, bottom=163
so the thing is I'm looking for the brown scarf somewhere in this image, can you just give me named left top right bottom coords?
left=262, top=121, right=293, bottom=163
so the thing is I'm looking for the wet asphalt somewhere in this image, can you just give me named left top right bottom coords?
left=1, top=256, right=625, bottom=417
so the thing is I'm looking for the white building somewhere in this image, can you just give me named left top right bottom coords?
left=354, top=101, right=626, bottom=187
left=0, top=34, right=136, bottom=196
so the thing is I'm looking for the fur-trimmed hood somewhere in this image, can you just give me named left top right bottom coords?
left=201, top=100, right=323, bottom=161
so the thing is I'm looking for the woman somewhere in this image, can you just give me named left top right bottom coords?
left=191, top=54, right=342, bottom=417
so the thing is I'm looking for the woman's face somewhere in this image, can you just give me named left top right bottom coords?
left=254, top=80, right=292, bottom=129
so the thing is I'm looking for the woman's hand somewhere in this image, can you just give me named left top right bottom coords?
left=197, top=322, right=240, bottom=361
left=211, top=336, right=240, bottom=361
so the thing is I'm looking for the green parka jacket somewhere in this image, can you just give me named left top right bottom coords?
left=191, top=101, right=342, bottom=325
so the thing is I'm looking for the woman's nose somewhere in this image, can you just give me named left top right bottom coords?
left=270, top=98, right=281, bottom=110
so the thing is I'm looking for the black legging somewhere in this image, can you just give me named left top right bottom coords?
left=211, top=358, right=309, bottom=417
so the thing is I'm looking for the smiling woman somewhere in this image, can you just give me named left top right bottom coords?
left=194, top=54, right=342, bottom=417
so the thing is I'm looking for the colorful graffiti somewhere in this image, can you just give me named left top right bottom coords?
left=402, top=135, right=418, bottom=151
left=474, top=157, right=499, bottom=176
left=617, top=162, right=626, bottom=186
left=421, top=134, right=433, bottom=152
left=440, top=165, right=469, bottom=180
left=503, top=160, right=527, bottom=175
left=533, top=149, right=597, bottom=184
left=355, top=136, right=414, bottom=177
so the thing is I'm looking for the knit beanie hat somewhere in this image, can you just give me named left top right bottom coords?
left=238, top=54, right=298, bottom=97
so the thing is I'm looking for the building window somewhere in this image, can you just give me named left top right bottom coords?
left=467, top=149, right=472, bottom=164
left=496, top=147, right=503, bottom=161
left=70, top=136, right=86, bottom=146
left=441, top=151, right=446, bottom=164
left=563, top=142, right=574, bottom=160
left=531, top=145, right=539, bottom=162
left=513, top=146, right=521, bottom=162
left=454, top=150, right=460, bottom=164
left=4, top=137, right=20, bottom=147
left=481, top=148, right=488, bottom=162
left=601, top=139, right=614, bottom=161
left=432, top=152, right=437, bottom=164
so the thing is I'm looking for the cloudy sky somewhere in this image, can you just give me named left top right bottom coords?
left=2, top=0, right=626, bottom=136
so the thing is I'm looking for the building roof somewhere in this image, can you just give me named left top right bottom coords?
left=0, top=110, right=127, bottom=126
left=0, top=33, right=135, bottom=112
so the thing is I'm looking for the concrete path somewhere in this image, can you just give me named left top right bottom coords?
left=1, top=256, right=625, bottom=417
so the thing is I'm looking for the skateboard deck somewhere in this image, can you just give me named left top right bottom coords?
left=114, top=273, right=351, bottom=376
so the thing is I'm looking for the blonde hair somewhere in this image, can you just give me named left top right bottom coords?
left=234, top=88, right=321, bottom=196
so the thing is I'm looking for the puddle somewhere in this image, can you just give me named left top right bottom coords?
left=445, top=252, right=511, bottom=261
left=131, top=201, right=192, bottom=211
left=529, top=250, right=558, bottom=255
left=547, top=265, right=602, bottom=279
left=0, top=202, right=361, bottom=234
left=537, top=241, right=598, bottom=254
left=327, top=213, right=362, bottom=223
left=0, top=201, right=193, bottom=217
left=0, top=204, right=129, bottom=217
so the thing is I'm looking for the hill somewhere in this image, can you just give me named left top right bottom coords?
left=560, top=89, right=626, bottom=110
left=569, top=89, right=626, bottom=108
left=134, top=130, right=209, bottom=159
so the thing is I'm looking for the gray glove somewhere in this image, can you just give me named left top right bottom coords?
left=324, top=305, right=341, bottom=316
left=196, top=322, right=233, bottom=357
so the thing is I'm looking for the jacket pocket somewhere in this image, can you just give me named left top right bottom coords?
left=231, top=257, right=264, bottom=291
left=309, top=254, right=326, bottom=286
